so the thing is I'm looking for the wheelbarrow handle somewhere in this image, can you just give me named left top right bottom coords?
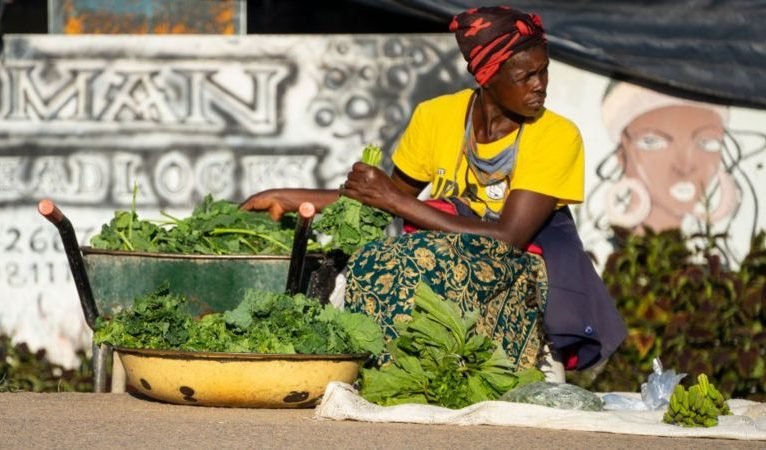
left=285, top=202, right=315, bottom=295
left=37, top=200, right=65, bottom=224
left=38, top=199, right=99, bottom=330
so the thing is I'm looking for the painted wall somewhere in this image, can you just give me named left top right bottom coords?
left=1, top=34, right=764, bottom=367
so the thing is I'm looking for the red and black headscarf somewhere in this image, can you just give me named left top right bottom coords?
left=450, top=6, right=546, bottom=86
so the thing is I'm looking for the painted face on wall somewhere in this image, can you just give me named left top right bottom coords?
left=619, top=104, right=725, bottom=227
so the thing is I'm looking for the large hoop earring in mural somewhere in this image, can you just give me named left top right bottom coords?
left=605, top=177, right=651, bottom=228
left=695, top=169, right=738, bottom=223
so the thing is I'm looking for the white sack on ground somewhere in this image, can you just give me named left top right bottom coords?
left=314, top=382, right=766, bottom=441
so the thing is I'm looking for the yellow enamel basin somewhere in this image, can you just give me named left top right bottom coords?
left=116, top=347, right=366, bottom=408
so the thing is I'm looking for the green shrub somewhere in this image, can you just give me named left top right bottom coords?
left=570, top=228, right=766, bottom=401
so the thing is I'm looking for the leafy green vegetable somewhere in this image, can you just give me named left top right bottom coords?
left=313, top=144, right=392, bottom=255
left=317, top=306, right=386, bottom=357
left=359, top=282, right=545, bottom=409
left=361, top=144, right=383, bottom=167
left=92, top=285, right=193, bottom=350
left=91, top=194, right=310, bottom=255
left=93, top=287, right=385, bottom=356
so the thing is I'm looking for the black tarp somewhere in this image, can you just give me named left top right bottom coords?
left=352, top=0, right=766, bottom=109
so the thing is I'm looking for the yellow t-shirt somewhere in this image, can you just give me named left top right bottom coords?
left=392, top=89, right=584, bottom=218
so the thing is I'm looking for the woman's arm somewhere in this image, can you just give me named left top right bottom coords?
left=240, top=189, right=339, bottom=220
left=343, top=163, right=557, bottom=248
left=238, top=166, right=426, bottom=221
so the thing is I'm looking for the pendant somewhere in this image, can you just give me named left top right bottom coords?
left=485, top=180, right=508, bottom=200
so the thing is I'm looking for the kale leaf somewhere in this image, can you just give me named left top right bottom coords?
left=90, top=194, right=307, bottom=255
left=94, top=288, right=385, bottom=356
left=313, top=144, right=392, bottom=255
left=92, top=285, right=192, bottom=350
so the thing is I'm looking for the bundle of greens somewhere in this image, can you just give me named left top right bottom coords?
left=313, top=144, right=393, bottom=255
left=90, top=194, right=306, bottom=255
left=359, top=282, right=545, bottom=409
left=93, top=286, right=385, bottom=356
left=93, top=288, right=193, bottom=350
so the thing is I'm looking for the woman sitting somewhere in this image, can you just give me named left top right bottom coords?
left=242, top=5, right=626, bottom=377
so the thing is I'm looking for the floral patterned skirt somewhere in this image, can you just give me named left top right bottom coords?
left=344, top=231, right=548, bottom=371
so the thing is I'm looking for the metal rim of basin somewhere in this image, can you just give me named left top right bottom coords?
left=81, top=246, right=326, bottom=260
left=115, top=346, right=369, bottom=362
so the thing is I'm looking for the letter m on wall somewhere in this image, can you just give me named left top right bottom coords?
left=5, top=63, right=97, bottom=121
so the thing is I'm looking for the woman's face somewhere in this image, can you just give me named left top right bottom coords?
left=486, top=44, right=549, bottom=118
left=620, top=104, right=724, bottom=215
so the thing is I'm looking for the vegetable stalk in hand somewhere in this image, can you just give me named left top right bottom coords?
left=313, top=144, right=392, bottom=255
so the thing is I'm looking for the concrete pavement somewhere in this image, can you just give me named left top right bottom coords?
left=0, top=393, right=761, bottom=449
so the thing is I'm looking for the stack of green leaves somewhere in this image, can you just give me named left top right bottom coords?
left=313, top=144, right=393, bottom=255
left=93, top=286, right=385, bottom=356
left=90, top=194, right=306, bottom=255
left=663, top=374, right=732, bottom=427
left=89, top=210, right=164, bottom=253
left=93, top=288, right=193, bottom=350
left=359, top=282, right=545, bottom=409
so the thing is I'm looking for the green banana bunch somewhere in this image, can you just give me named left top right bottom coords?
left=663, top=374, right=732, bottom=427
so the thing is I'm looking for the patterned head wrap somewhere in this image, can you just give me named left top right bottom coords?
left=450, top=6, right=546, bottom=86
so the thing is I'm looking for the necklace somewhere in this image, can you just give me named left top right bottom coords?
left=461, top=91, right=524, bottom=186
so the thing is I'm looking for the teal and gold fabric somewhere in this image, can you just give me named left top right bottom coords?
left=345, top=230, right=548, bottom=371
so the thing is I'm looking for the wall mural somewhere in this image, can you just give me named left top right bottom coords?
left=577, top=82, right=766, bottom=269
left=0, top=35, right=763, bottom=367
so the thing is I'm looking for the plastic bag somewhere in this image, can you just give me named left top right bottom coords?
left=601, top=393, right=647, bottom=411
left=641, top=358, right=686, bottom=409
left=602, top=357, right=686, bottom=411
left=501, top=382, right=604, bottom=411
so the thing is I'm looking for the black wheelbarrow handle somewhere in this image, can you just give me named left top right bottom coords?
left=38, top=199, right=99, bottom=330
left=285, top=202, right=316, bottom=296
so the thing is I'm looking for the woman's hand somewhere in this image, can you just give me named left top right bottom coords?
left=240, top=189, right=298, bottom=220
left=342, top=162, right=403, bottom=213
left=240, top=189, right=341, bottom=220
